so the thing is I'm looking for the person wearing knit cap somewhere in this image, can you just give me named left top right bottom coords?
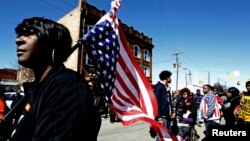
left=222, top=87, right=240, bottom=127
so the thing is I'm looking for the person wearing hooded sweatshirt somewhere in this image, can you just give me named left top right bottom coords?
left=222, top=87, right=240, bottom=127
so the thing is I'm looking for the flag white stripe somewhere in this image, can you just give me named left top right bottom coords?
left=117, top=34, right=154, bottom=118
left=116, top=62, right=138, bottom=99
left=112, top=87, right=141, bottom=112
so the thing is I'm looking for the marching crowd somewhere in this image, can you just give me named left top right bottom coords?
left=152, top=70, right=250, bottom=141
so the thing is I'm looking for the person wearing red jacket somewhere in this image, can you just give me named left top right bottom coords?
left=0, top=86, right=8, bottom=119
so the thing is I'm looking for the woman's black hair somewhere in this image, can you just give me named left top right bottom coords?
left=228, top=87, right=240, bottom=97
left=15, top=17, right=72, bottom=64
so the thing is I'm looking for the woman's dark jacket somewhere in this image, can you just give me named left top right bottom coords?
left=10, top=65, right=96, bottom=141
left=222, top=95, right=240, bottom=127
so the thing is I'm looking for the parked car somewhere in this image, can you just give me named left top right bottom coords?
left=4, top=92, right=17, bottom=109
left=0, top=79, right=24, bottom=109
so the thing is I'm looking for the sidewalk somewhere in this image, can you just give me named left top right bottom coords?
left=98, top=117, right=154, bottom=141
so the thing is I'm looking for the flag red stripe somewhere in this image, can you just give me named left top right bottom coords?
left=117, top=24, right=158, bottom=117
left=115, top=108, right=144, bottom=116
left=112, top=87, right=133, bottom=106
left=115, top=45, right=152, bottom=117
left=115, top=23, right=176, bottom=140
left=115, top=69, right=141, bottom=107
left=83, top=3, right=177, bottom=140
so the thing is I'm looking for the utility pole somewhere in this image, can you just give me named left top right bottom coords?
left=187, top=69, right=192, bottom=85
left=173, top=52, right=182, bottom=95
left=183, top=68, right=187, bottom=87
left=208, top=71, right=210, bottom=84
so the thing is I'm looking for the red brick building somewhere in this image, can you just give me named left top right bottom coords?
left=17, top=0, right=154, bottom=83
left=58, top=0, right=154, bottom=82
left=0, top=68, right=17, bottom=80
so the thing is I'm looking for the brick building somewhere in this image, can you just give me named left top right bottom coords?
left=58, top=0, right=154, bottom=82
left=0, top=68, right=17, bottom=80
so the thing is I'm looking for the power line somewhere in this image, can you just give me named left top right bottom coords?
left=0, top=18, right=15, bottom=25
left=60, top=0, right=76, bottom=8
left=26, top=0, right=64, bottom=15
left=40, top=0, right=68, bottom=13
left=183, top=68, right=187, bottom=87
left=153, top=58, right=174, bottom=64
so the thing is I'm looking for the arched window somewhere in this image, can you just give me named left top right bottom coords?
left=144, top=49, right=150, bottom=61
left=143, top=66, right=150, bottom=77
left=133, top=45, right=141, bottom=58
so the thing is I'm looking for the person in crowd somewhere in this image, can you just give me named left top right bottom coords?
left=11, top=17, right=96, bottom=141
left=102, top=99, right=109, bottom=119
left=213, top=87, right=224, bottom=122
left=213, top=88, right=224, bottom=107
left=87, top=78, right=104, bottom=141
left=154, top=70, right=176, bottom=140
left=200, top=84, right=221, bottom=141
left=213, top=88, right=219, bottom=96
left=0, top=86, right=9, bottom=119
left=237, top=81, right=250, bottom=128
left=109, top=107, right=116, bottom=123
left=10, top=91, right=23, bottom=109
left=194, top=89, right=203, bottom=126
left=176, top=88, right=197, bottom=141
left=222, top=87, right=240, bottom=127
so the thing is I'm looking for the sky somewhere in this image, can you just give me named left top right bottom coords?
left=0, top=0, right=249, bottom=92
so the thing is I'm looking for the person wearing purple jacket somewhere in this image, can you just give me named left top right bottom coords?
left=176, top=88, right=197, bottom=141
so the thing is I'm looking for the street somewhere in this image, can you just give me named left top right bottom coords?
left=97, top=117, right=215, bottom=141
left=98, top=117, right=155, bottom=141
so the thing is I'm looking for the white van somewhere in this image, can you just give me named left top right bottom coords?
left=0, top=79, right=24, bottom=108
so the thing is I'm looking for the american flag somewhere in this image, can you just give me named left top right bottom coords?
left=79, top=0, right=176, bottom=141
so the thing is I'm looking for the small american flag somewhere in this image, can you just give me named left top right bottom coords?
left=79, top=0, right=176, bottom=141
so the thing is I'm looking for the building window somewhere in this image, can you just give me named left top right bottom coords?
left=133, top=45, right=141, bottom=58
left=143, top=66, right=150, bottom=77
left=87, top=25, right=94, bottom=32
left=84, top=52, right=93, bottom=66
left=144, top=49, right=150, bottom=61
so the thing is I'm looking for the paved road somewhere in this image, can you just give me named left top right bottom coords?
left=97, top=117, right=216, bottom=141
left=98, top=118, right=154, bottom=141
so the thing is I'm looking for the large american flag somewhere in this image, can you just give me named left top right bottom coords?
left=79, top=0, right=176, bottom=141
